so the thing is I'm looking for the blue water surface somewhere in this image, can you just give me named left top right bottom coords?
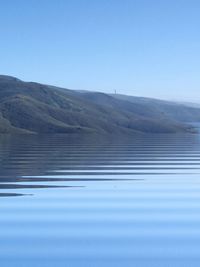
left=0, top=134, right=200, bottom=267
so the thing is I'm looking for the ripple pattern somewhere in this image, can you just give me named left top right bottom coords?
left=0, top=134, right=200, bottom=267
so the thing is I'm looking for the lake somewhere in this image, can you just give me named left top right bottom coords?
left=0, top=133, right=200, bottom=267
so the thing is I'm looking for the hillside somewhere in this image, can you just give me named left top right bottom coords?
left=110, top=94, right=200, bottom=123
left=0, top=75, right=199, bottom=134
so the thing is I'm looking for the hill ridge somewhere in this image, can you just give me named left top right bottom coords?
left=0, top=75, right=199, bottom=134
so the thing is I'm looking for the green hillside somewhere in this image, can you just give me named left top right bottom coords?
left=0, top=75, right=199, bottom=134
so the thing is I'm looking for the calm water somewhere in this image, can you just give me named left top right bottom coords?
left=1, top=133, right=200, bottom=267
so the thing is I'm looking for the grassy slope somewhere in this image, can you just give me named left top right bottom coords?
left=0, top=75, right=199, bottom=134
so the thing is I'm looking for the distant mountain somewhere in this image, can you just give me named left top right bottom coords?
left=177, top=101, right=200, bottom=109
left=110, top=94, right=200, bottom=123
left=0, top=75, right=199, bottom=134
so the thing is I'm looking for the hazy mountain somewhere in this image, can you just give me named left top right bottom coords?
left=110, top=94, right=200, bottom=122
left=0, top=75, right=199, bottom=134
left=177, top=101, right=200, bottom=109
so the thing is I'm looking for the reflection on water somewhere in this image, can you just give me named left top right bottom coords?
left=1, top=133, right=200, bottom=266
left=1, top=134, right=200, bottom=196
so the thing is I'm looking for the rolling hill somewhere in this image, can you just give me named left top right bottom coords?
left=0, top=75, right=199, bottom=134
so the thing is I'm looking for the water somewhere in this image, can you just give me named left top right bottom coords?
left=1, top=133, right=200, bottom=267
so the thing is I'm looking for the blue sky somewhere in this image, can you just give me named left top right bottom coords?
left=1, top=0, right=200, bottom=101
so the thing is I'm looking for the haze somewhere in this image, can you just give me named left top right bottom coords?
left=1, top=0, right=200, bottom=102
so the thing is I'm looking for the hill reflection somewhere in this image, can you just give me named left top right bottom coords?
left=0, top=133, right=200, bottom=197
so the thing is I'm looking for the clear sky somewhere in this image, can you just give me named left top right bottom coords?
left=1, top=0, right=200, bottom=101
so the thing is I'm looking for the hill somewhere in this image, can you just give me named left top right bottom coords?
left=0, top=75, right=199, bottom=134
